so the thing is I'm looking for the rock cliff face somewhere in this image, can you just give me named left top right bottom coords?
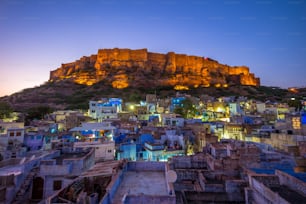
left=49, top=48, right=260, bottom=89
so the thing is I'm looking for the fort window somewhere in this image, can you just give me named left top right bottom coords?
left=53, top=180, right=62, bottom=190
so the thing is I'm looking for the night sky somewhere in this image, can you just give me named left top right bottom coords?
left=1, top=0, right=305, bottom=96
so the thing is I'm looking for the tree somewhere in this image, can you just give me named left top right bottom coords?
left=25, top=106, right=53, bottom=125
left=288, top=98, right=301, bottom=111
left=0, top=102, right=13, bottom=119
left=173, top=98, right=197, bottom=118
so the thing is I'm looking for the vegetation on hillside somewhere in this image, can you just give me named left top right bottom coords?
left=0, top=101, right=13, bottom=119
left=0, top=80, right=304, bottom=112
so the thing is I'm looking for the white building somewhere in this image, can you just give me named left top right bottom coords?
left=256, top=102, right=266, bottom=113
left=89, top=98, right=122, bottom=121
left=161, top=114, right=185, bottom=127
left=0, top=122, right=25, bottom=159
left=229, top=102, right=242, bottom=116
left=74, top=141, right=115, bottom=162
left=160, top=129, right=185, bottom=150
left=69, top=122, right=116, bottom=141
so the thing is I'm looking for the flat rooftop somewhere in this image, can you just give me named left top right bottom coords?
left=81, top=160, right=122, bottom=177
left=113, top=171, right=168, bottom=203
left=54, top=151, right=91, bottom=165
left=271, top=185, right=306, bottom=204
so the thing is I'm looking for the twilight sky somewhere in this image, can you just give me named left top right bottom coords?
left=0, top=0, right=306, bottom=97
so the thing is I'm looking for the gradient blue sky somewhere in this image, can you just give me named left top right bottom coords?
left=1, top=0, right=305, bottom=97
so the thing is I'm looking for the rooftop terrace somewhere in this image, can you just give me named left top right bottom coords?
left=112, top=161, right=175, bottom=204
left=112, top=171, right=168, bottom=203
left=271, top=185, right=306, bottom=204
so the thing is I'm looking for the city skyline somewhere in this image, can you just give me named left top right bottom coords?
left=1, top=0, right=306, bottom=97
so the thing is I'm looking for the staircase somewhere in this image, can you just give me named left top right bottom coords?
left=11, top=167, right=40, bottom=204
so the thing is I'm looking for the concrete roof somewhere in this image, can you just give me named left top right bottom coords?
left=112, top=171, right=168, bottom=203
left=80, top=160, right=122, bottom=177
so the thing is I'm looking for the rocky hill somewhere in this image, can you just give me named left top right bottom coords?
left=1, top=80, right=297, bottom=112
left=50, top=48, right=260, bottom=89
left=7, top=48, right=301, bottom=112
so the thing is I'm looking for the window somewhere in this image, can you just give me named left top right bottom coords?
left=108, top=149, right=112, bottom=153
left=9, top=132, right=14, bottom=137
left=16, top=132, right=21, bottom=136
left=91, top=110, right=95, bottom=113
left=11, top=153, right=16, bottom=158
left=53, top=180, right=62, bottom=191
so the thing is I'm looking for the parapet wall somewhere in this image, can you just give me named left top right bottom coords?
left=276, top=170, right=306, bottom=196
left=250, top=176, right=288, bottom=204
left=127, top=161, right=165, bottom=171
left=124, top=194, right=175, bottom=204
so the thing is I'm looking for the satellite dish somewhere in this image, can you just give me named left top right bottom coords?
left=166, top=170, right=177, bottom=183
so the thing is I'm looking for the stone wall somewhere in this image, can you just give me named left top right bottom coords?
left=276, top=170, right=306, bottom=196
left=250, top=176, right=289, bottom=204
left=127, top=161, right=165, bottom=171
left=225, top=180, right=247, bottom=193
left=175, top=169, right=199, bottom=181
left=298, top=141, right=306, bottom=157
left=171, top=154, right=207, bottom=169
left=124, top=194, right=176, bottom=204
left=262, top=133, right=306, bottom=151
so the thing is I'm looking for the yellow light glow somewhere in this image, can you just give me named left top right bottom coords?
left=216, top=107, right=224, bottom=112
left=74, top=78, right=96, bottom=86
left=288, top=88, right=298, bottom=93
left=202, top=83, right=210, bottom=87
left=112, top=80, right=129, bottom=89
left=292, top=117, right=301, bottom=129
left=174, top=85, right=189, bottom=90
left=111, top=74, right=129, bottom=89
